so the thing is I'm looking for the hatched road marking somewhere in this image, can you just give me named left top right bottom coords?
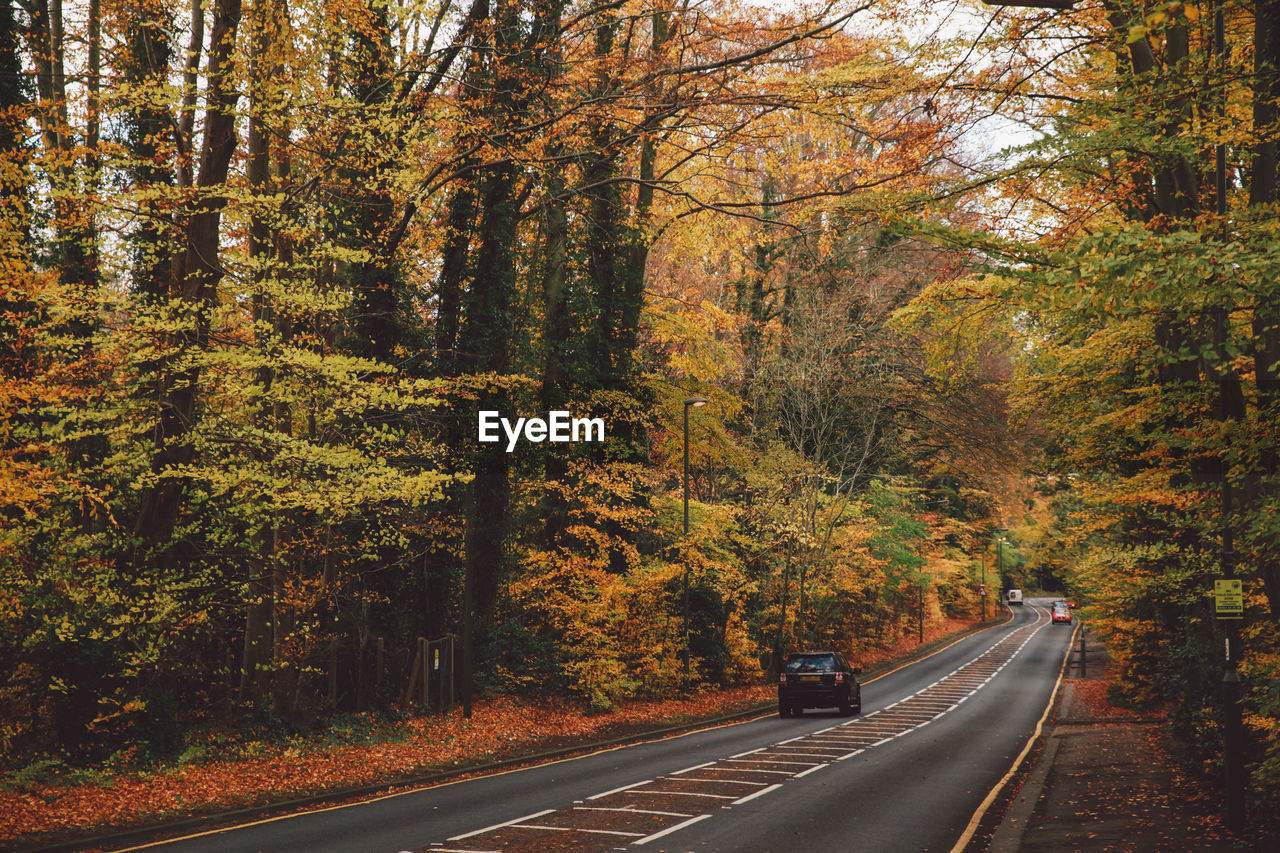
left=426, top=608, right=1050, bottom=852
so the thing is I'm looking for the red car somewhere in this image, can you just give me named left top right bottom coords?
left=1051, top=602, right=1072, bottom=624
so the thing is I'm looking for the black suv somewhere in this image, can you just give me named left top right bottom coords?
left=778, top=651, right=861, bottom=717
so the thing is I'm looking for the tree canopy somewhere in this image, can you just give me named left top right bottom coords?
left=3, top=0, right=1278, bottom=831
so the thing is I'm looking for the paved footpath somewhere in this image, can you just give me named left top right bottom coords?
left=984, top=628, right=1238, bottom=852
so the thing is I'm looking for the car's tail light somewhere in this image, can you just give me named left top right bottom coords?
left=834, top=672, right=844, bottom=684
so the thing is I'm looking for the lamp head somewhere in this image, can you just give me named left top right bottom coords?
left=684, top=396, right=708, bottom=408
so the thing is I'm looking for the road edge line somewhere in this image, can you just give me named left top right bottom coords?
left=947, top=618, right=1080, bottom=853
left=22, top=618, right=1011, bottom=853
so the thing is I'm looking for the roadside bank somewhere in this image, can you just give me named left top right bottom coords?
left=979, top=628, right=1242, bottom=852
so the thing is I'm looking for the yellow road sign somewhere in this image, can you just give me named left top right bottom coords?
left=1215, top=579, right=1243, bottom=619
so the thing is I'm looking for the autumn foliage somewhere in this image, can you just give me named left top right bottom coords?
left=3, top=0, right=1029, bottom=828
left=898, top=0, right=1280, bottom=833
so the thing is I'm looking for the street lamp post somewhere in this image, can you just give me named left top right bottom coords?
left=1207, top=0, right=1245, bottom=827
left=682, top=397, right=708, bottom=687
left=997, top=536, right=1006, bottom=602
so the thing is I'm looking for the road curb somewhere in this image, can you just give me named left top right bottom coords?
left=949, top=608, right=1076, bottom=853
left=987, top=734, right=1062, bottom=852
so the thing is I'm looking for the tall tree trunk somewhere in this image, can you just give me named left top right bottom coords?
left=26, top=0, right=98, bottom=327
left=132, top=0, right=244, bottom=558
left=435, top=179, right=476, bottom=378
left=122, top=3, right=176, bottom=298
left=178, top=0, right=205, bottom=188
left=456, top=0, right=568, bottom=712
left=345, top=1, right=409, bottom=367
left=579, top=4, right=665, bottom=452
left=241, top=0, right=282, bottom=705
left=1250, top=1, right=1280, bottom=412
left=1249, top=0, right=1280, bottom=616
left=270, top=58, right=298, bottom=713
left=458, top=159, right=518, bottom=716
left=24, top=0, right=105, bottom=526
left=539, top=160, right=571, bottom=544
left=537, top=4, right=569, bottom=421
left=1, top=0, right=33, bottom=355
left=738, top=179, right=779, bottom=387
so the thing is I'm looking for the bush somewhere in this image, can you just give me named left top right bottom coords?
left=2, top=756, right=68, bottom=792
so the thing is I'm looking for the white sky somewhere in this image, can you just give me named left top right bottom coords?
left=744, top=0, right=1047, bottom=159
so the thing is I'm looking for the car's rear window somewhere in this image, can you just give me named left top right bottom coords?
left=785, top=654, right=837, bottom=673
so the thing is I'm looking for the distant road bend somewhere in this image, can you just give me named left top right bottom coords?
left=135, top=603, right=1070, bottom=853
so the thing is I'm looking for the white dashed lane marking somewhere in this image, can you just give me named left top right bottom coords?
left=427, top=609, right=1051, bottom=852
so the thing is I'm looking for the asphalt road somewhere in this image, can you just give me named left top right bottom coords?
left=126, top=601, right=1071, bottom=853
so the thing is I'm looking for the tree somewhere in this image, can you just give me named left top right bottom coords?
left=896, top=0, right=1280, bottom=821
left=1, top=0, right=1022, bottom=770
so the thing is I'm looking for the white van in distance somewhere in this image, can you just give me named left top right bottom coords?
left=1007, top=589, right=1023, bottom=606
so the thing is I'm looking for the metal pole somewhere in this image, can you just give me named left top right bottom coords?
left=1221, top=485, right=1245, bottom=832
left=1214, top=0, right=1226, bottom=221
left=997, top=538, right=1003, bottom=599
left=1211, top=0, right=1244, bottom=831
left=683, top=403, right=690, bottom=536
left=980, top=550, right=987, bottom=620
left=1224, top=649, right=1245, bottom=831
left=682, top=401, right=690, bottom=686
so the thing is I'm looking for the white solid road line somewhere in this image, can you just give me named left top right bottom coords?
left=575, top=805, right=693, bottom=817
left=633, top=814, right=713, bottom=845
left=446, top=808, right=555, bottom=840
left=670, top=761, right=715, bottom=775
left=586, top=779, right=651, bottom=800
left=948, top=608, right=1073, bottom=853
left=730, top=783, right=783, bottom=805
left=435, top=609, right=1052, bottom=852
left=793, top=763, right=828, bottom=778
left=517, top=824, right=643, bottom=837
